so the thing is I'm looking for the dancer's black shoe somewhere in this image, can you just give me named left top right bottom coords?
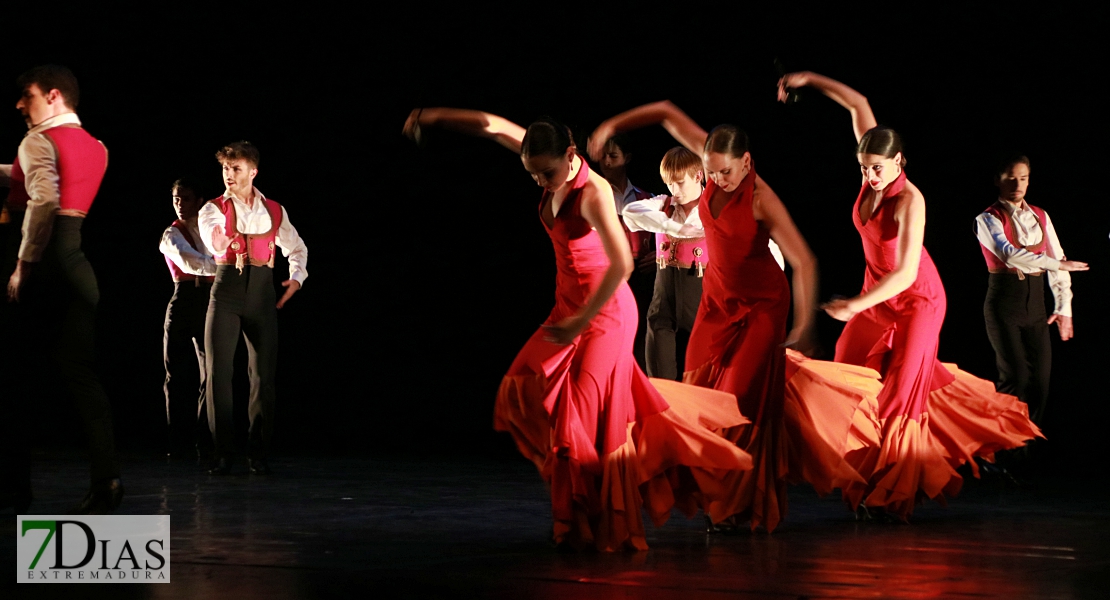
left=248, top=459, right=271, bottom=475
left=207, top=458, right=232, bottom=476
left=69, top=478, right=124, bottom=515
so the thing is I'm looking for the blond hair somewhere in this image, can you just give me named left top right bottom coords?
left=659, top=146, right=703, bottom=183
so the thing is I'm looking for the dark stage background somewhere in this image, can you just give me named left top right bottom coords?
left=5, top=5, right=1107, bottom=467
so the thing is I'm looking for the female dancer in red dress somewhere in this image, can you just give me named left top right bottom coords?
left=403, top=108, right=754, bottom=551
left=589, top=103, right=883, bottom=532
left=778, top=71, right=1043, bottom=520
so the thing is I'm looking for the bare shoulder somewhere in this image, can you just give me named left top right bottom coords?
left=894, top=180, right=925, bottom=219
left=583, top=169, right=615, bottom=206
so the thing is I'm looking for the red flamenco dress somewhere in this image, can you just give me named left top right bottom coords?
left=685, top=168, right=883, bottom=533
left=494, top=160, right=754, bottom=552
left=834, top=171, right=1042, bottom=520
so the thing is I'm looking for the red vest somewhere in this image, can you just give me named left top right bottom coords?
left=5, top=126, right=106, bottom=215
left=654, top=197, right=709, bottom=276
left=211, top=196, right=283, bottom=271
left=6, top=156, right=30, bottom=211
left=42, top=126, right=108, bottom=216
left=980, top=201, right=1048, bottom=271
left=165, top=220, right=215, bottom=283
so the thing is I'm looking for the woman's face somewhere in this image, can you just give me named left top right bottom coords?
left=702, top=151, right=749, bottom=193
left=858, top=152, right=902, bottom=191
left=522, top=146, right=574, bottom=192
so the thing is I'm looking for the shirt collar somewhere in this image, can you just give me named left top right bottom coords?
left=26, top=112, right=81, bottom=137
left=226, top=186, right=266, bottom=206
left=997, top=198, right=1029, bottom=214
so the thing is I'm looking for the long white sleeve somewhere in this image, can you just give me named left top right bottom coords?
left=17, top=133, right=61, bottom=262
left=160, top=225, right=216, bottom=276
left=197, top=201, right=229, bottom=257
left=1042, top=212, right=1072, bottom=317
left=622, top=195, right=683, bottom=235
left=275, top=206, right=308, bottom=284
left=974, top=212, right=1062, bottom=272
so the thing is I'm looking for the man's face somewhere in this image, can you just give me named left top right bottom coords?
left=221, top=158, right=257, bottom=198
left=997, top=162, right=1030, bottom=203
left=666, top=171, right=703, bottom=205
left=172, top=187, right=203, bottom=220
left=599, top=142, right=629, bottom=181
left=15, top=83, right=54, bottom=128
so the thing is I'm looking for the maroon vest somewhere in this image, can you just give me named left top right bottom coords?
left=980, top=201, right=1049, bottom=271
left=619, top=187, right=655, bottom=257
left=211, top=196, right=283, bottom=271
left=164, top=220, right=215, bottom=283
left=654, top=196, right=709, bottom=276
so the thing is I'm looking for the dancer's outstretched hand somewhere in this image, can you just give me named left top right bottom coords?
left=277, top=280, right=301, bottom=309
left=542, top=316, right=586, bottom=345
left=1059, top=260, right=1089, bottom=272
left=777, top=72, right=810, bottom=103
left=6, top=260, right=31, bottom=303
left=402, top=109, right=423, bottom=142
left=1048, top=314, right=1074, bottom=341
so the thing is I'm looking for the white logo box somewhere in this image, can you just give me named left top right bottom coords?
left=17, top=515, right=170, bottom=583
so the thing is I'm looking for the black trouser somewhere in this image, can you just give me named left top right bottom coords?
left=628, top=267, right=655, bottom=372
left=646, top=265, right=704, bottom=381
left=164, top=280, right=213, bottom=456
left=206, top=265, right=278, bottom=460
left=984, top=272, right=1052, bottom=425
left=14, top=216, right=120, bottom=483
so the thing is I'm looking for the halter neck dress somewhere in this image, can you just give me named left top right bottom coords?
left=834, top=171, right=1042, bottom=519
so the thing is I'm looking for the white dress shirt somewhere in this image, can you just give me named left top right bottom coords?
left=623, top=194, right=785, bottom=270
left=975, top=199, right=1072, bottom=316
left=17, top=112, right=100, bottom=263
left=160, top=219, right=216, bottom=277
left=612, top=179, right=648, bottom=215
left=198, top=187, right=308, bottom=284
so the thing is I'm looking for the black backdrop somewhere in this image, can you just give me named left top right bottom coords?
left=6, top=5, right=1107, bottom=465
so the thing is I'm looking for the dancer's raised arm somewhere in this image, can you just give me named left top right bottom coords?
left=403, top=108, right=526, bottom=153
left=778, top=72, right=877, bottom=143
left=589, top=101, right=708, bottom=159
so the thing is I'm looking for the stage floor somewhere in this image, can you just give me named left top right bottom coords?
left=3, top=450, right=1106, bottom=599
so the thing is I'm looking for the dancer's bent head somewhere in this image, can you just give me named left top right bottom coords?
left=521, top=118, right=576, bottom=192
left=171, top=178, right=205, bottom=220
left=857, top=126, right=905, bottom=192
left=15, top=65, right=79, bottom=128
left=659, top=147, right=704, bottom=205
left=995, top=154, right=1031, bottom=203
left=216, top=141, right=260, bottom=199
left=703, top=125, right=751, bottom=193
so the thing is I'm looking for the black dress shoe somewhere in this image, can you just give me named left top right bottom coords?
left=69, top=478, right=124, bottom=515
left=207, top=458, right=232, bottom=476
left=248, top=459, right=271, bottom=475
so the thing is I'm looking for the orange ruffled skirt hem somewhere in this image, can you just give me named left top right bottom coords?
left=495, top=372, right=753, bottom=552
left=684, top=350, right=885, bottom=532
left=842, top=363, right=1043, bottom=520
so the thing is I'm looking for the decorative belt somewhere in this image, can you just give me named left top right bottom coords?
left=657, top=242, right=705, bottom=277
left=56, top=208, right=87, bottom=218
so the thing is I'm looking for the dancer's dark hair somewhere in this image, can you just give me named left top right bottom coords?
left=171, top=177, right=204, bottom=198
left=216, top=141, right=261, bottom=168
left=996, top=154, right=1031, bottom=177
left=521, top=118, right=575, bottom=158
left=17, top=64, right=80, bottom=109
left=704, top=125, right=750, bottom=159
left=857, top=126, right=907, bottom=168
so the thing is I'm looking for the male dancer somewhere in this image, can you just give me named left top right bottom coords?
left=597, top=135, right=654, bottom=368
left=160, top=178, right=216, bottom=462
left=3, top=65, right=122, bottom=513
left=199, top=141, right=307, bottom=475
left=976, top=155, right=1088, bottom=429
